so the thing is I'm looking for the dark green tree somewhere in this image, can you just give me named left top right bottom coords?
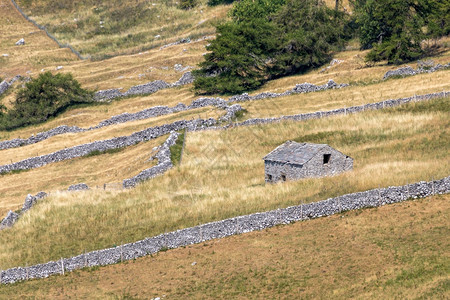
left=179, top=0, right=197, bottom=10
left=4, top=72, right=93, bottom=130
left=193, top=19, right=280, bottom=94
left=207, top=0, right=236, bottom=6
left=271, top=0, right=345, bottom=76
left=352, top=0, right=448, bottom=64
left=427, top=0, right=450, bottom=42
left=194, top=0, right=346, bottom=94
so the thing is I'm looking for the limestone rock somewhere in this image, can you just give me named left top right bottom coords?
left=15, top=38, right=25, bottom=45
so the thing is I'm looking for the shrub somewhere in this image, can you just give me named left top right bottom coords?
left=179, top=0, right=197, bottom=10
left=2, top=72, right=93, bottom=130
left=207, top=0, right=236, bottom=6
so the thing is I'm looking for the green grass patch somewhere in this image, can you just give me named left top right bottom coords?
left=85, top=147, right=126, bottom=158
left=170, top=130, right=186, bottom=165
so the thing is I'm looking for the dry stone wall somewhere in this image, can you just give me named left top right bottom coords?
left=0, top=133, right=180, bottom=229
left=0, top=118, right=219, bottom=174
left=67, top=183, right=89, bottom=191
left=383, top=62, right=450, bottom=80
left=93, top=72, right=194, bottom=102
left=227, top=79, right=348, bottom=103
left=0, top=79, right=348, bottom=151
left=1, top=176, right=448, bottom=284
left=0, top=75, right=22, bottom=97
left=1, top=91, right=448, bottom=173
left=10, top=0, right=88, bottom=60
left=0, top=191, right=47, bottom=230
left=234, top=91, right=448, bottom=127
left=123, top=132, right=179, bottom=188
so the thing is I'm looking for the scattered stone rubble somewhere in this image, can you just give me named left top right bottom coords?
left=1, top=176, right=448, bottom=284
left=383, top=61, right=450, bottom=80
left=123, top=132, right=179, bottom=188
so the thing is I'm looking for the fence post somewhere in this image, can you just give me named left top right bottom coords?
left=406, top=182, right=410, bottom=199
left=103, top=183, right=106, bottom=190
left=432, top=177, right=435, bottom=195
left=61, top=258, right=64, bottom=275
left=378, top=186, right=381, bottom=206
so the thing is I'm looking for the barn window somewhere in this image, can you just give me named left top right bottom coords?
left=281, top=174, right=286, bottom=181
left=323, top=154, right=331, bottom=164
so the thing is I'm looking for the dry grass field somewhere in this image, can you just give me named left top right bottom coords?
left=0, top=97, right=448, bottom=269
left=0, top=0, right=449, bottom=296
left=15, top=0, right=229, bottom=59
left=0, top=194, right=448, bottom=299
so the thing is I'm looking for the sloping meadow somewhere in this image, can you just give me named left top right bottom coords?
left=0, top=97, right=448, bottom=269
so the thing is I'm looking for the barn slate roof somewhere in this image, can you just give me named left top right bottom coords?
left=263, top=141, right=328, bottom=165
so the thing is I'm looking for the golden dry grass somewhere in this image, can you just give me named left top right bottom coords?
left=0, top=98, right=447, bottom=269
left=0, top=135, right=166, bottom=217
left=0, top=194, right=448, bottom=299
left=16, top=0, right=229, bottom=59
left=0, top=105, right=221, bottom=164
left=0, top=0, right=78, bottom=76
left=241, top=69, right=450, bottom=119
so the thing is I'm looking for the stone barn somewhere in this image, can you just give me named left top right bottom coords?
left=263, top=141, right=353, bottom=183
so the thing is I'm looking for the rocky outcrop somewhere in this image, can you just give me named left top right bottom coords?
left=15, top=38, right=25, bottom=46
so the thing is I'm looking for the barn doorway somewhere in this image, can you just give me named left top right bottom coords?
left=323, top=154, right=331, bottom=164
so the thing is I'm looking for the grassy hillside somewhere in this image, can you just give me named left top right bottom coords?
left=0, top=0, right=449, bottom=296
left=15, top=0, right=229, bottom=59
left=0, top=97, right=448, bottom=269
left=0, top=194, right=448, bottom=299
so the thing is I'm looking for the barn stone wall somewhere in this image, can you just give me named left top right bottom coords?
left=301, top=146, right=353, bottom=178
left=264, top=146, right=353, bottom=183
left=1, top=176, right=449, bottom=284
